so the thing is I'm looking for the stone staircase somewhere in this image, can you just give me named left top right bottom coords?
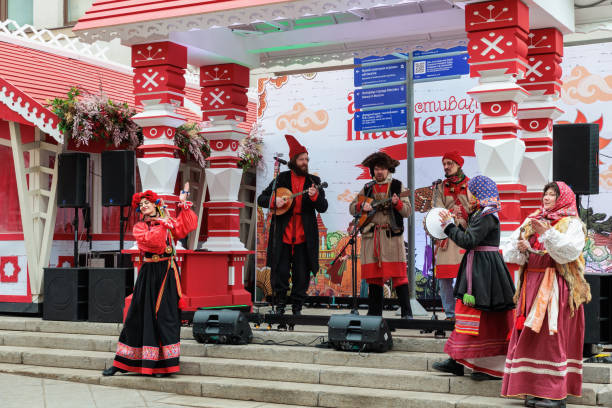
left=0, top=316, right=610, bottom=408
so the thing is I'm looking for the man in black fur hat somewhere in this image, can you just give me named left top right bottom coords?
left=349, top=152, right=413, bottom=318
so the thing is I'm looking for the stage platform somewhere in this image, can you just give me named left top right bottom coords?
left=0, top=314, right=610, bottom=407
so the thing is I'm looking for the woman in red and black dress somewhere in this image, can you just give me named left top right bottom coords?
left=102, top=185, right=197, bottom=377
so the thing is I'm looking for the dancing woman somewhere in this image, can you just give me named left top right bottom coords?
left=501, top=182, right=590, bottom=408
left=433, top=175, right=515, bottom=380
left=102, top=185, right=197, bottom=377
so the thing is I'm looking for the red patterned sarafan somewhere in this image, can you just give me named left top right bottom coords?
left=116, top=342, right=180, bottom=361
left=0, top=256, right=20, bottom=283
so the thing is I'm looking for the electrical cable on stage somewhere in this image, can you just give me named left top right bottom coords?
left=252, top=335, right=327, bottom=348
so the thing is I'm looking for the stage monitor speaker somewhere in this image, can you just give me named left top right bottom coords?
left=193, top=309, right=253, bottom=345
left=328, top=314, right=393, bottom=353
left=553, top=123, right=599, bottom=195
left=584, top=274, right=612, bottom=345
left=101, top=150, right=135, bottom=207
left=88, top=268, right=134, bottom=323
left=43, top=267, right=88, bottom=321
left=57, top=152, right=89, bottom=208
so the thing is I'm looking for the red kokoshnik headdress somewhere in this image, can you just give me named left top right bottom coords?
left=131, top=190, right=160, bottom=212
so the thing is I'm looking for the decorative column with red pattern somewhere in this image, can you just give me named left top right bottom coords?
left=465, top=0, right=530, bottom=236
left=517, top=28, right=564, bottom=219
left=130, top=41, right=187, bottom=217
left=199, top=63, right=250, bottom=252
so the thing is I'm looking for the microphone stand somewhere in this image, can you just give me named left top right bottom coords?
left=328, top=212, right=363, bottom=315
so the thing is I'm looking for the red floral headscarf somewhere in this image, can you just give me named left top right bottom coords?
left=531, top=181, right=578, bottom=221
left=131, top=190, right=159, bottom=211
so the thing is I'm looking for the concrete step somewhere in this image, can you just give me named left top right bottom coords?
left=0, top=316, right=448, bottom=353
left=0, top=344, right=610, bottom=406
left=1, top=329, right=611, bottom=386
left=0, top=362, right=548, bottom=408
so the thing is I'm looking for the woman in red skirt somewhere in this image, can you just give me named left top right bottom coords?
left=501, top=182, right=590, bottom=408
left=433, top=175, right=516, bottom=381
left=102, top=185, right=197, bottom=377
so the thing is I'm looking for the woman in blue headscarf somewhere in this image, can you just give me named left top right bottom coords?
left=432, top=175, right=516, bottom=381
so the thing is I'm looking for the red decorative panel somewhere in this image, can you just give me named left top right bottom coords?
left=208, top=139, right=240, bottom=152
left=481, top=101, right=517, bottom=117
left=465, top=0, right=529, bottom=34
left=143, top=126, right=176, bottom=140
left=200, top=63, right=249, bottom=88
left=131, top=42, right=187, bottom=69
left=0, top=256, right=20, bottom=283
left=57, top=256, right=74, bottom=268
left=519, top=118, right=551, bottom=133
left=467, top=27, right=528, bottom=64
left=527, top=28, right=563, bottom=57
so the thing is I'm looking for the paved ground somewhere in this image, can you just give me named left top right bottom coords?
left=0, top=373, right=307, bottom=408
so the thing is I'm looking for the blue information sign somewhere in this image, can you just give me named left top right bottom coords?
left=412, top=46, right=467, bottom=58
left=354, top=62, right=406, bottom=87
left=355, top=84, right=406, bottom=109
left=413, top=54, right=469, bottom=80
left=354, top=54, right=407, bottom=66
left=354, top=107, right=407, bottom=132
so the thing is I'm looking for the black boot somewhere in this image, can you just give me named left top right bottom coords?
left=432, top=358, right=464, bottom=376
left=470, top=371, right=498, bottom=381
left=525, top=397, right=543, bottom=407
left=102, top=366, right=126, bottom=376
left=534, top=399, right=566, bottom=408
left=395, top=284, right=413, bottom=319
left=275, top=294, right=287, bottom=330
left=367, top=284, right=383, bottom=316
left=291, top=303, right=302, bottom=316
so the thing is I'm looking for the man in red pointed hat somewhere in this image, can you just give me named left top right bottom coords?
left=432, top=151, right=470, bottom=321
left=257, top=135, right=328, bottom=316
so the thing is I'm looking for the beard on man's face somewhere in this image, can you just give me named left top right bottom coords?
left=289, top=160, right=309, bottom=176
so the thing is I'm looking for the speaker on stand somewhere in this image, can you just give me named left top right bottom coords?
left=101, top=150, right=135, bottom=265
left=57, top=153, right=90, bottom=267
left=553, top=123, right=599, bottom=196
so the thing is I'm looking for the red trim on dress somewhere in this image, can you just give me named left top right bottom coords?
left=435, top=264, right=461, bottom=279
left=112, top=360, right=180, bottom=375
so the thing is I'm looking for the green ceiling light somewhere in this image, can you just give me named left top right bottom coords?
left=248, top=42, right=334, bottom=53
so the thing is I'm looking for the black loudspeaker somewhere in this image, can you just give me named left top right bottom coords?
left=328, top=314, right=393, bottom=353
left=43, top=268, right=88, bottom=321
left=88, top=268, right=134, bottom=323
left=193, top=309, right=253, bottom=345
left=584, top=274, right=612, bottom=345
left=553, top=123, right=599, bottom=195
left=57, top=153, right=89, bottom=208
left=101, top=150, right=135, bottom=207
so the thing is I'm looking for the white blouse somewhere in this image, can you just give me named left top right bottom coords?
left=501, top=217, right=585, bottom=266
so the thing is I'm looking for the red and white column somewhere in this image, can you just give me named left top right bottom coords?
left=199, top=63, right=250, bottom=251
left=517, top=28, right=564, bottom=219
left=465, top=0, right=530, bottom=236
left=130, top=41, right=187, bottom=217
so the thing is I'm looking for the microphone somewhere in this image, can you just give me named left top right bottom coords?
left=432, top=179, right=442, bottom=186
left=274, top=156, right=287, bottom=165
left=320, top=182, right=329, bottom=189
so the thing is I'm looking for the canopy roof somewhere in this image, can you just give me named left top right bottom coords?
left=74, top=0, right=576, bottom=70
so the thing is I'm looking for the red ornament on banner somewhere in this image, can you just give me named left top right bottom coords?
left=0, top=256, right=20, bottom=283
left=57, top=256, right=74, bottom=268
